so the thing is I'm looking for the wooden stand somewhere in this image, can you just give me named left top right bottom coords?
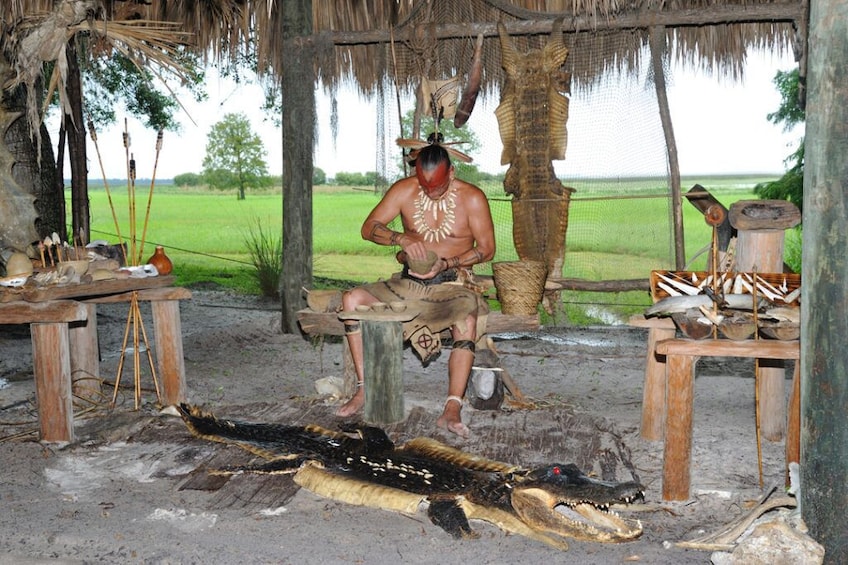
left=655, top=338, right=800, bottom=501
left=729, top=199, right=801, bottom=442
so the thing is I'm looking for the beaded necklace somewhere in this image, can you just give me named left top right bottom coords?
left=412, top=183, right=457, bottom=242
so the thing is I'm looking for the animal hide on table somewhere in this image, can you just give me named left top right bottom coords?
left=495, top=20, right=575, bottom=278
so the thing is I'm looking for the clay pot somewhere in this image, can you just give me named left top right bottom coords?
left=408, top=250, right=438, bottom=274
left=146, top=246, right=173, bottom=275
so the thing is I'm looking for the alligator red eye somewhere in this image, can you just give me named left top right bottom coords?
left=552, top=466, right=561, bottom=475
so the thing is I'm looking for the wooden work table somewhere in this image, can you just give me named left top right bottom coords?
left=655, top=337, right=800, bottom=501
left=0, top=276, right=191, bottom=443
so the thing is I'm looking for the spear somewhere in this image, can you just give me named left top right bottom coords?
left=137, top=130, right=164, bottom=265
left=88, top=120, right=126, bottom=265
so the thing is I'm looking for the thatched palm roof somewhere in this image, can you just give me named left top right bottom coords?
left=3, top=1, right=804, bottom=100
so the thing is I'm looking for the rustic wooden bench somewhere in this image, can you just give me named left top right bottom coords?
left=654, top=337, right=800, bottom=501
left=297, top=308, right=540, bottom=424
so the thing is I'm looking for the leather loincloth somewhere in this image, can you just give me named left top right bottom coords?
left=359, top=274, right=489, bottom=363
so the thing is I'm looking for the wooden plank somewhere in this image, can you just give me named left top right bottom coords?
left=31, top=322, right=74, bottom=443
left=362, top=320, right=404, bottom=425
left=83, top=286, right=192, bottom=304
left=21, top=275, right=176, bottom=303
left=297, top=308, right=539, bottom=337
left=663, top=354, right=695, bottom=501
left=0, top=300, right=88, bottom=324
left=656, top=338, right=799, bottom=359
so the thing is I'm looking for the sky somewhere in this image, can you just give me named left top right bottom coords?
left=49, top=48, right=802, bottom=181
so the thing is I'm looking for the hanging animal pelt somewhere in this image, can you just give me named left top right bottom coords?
left=453, top=33, right=484, bottom=128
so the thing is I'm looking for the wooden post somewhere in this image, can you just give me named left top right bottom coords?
left=729, top=199, right=800, bottom=442
left=662, top=353, right=695, bottom=501
left=31, top=322, right=74, bottom=443
left=361, top=320, right=405, bottom=425
left=801, top=3, right=848, bottom=558
left=151, top=299, right=186, bottom=405
left=628, top=315, right=676, bottom=441
left=69, top=303, right=101, bottom=399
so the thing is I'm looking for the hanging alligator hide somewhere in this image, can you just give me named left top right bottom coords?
left=495, top=20, right=575, bottom=278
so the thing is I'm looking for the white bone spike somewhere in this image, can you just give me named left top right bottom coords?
left=657, top=281, right=682, bottom=297
left=658, top=273, right=700, bottom=296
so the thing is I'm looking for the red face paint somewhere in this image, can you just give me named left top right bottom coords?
left=416, top=161, right=452, bottom=199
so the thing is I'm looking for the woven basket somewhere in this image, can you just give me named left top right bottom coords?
left=492, top=260, right=548, bottom=315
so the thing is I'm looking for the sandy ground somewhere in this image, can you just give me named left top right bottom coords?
left=0, top=289, right=800, bottom=564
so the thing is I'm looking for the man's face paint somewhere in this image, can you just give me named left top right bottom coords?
left=416, top=161, right=453, bottom=199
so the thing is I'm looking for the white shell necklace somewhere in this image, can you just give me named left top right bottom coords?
left=413, top=183, right=457, bottom=242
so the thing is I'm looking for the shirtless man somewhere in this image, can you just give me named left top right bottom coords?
left=336, top=143, right=495, bottom=437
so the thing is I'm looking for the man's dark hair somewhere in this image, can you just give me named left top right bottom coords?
left=415, top=143, right=451, bottom=171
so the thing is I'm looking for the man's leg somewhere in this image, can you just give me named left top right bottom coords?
left=335, top=287, right=379, bottom=417
left=436, top=313, right=476, bottom=438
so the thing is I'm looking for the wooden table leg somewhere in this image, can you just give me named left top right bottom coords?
left=69, top=303, right=101, bottom=399
left=758, top=361, right=786, bottom=441
left=31, top=322, right=74, bottom=443
left=785, top=360, right=801, bottom=485
left=151, top=300, right=186, bottom=405
left=641, top=325, right=676, bottom=441
left=362, top=320, right=404, bottom=425
left=663, top=354, right=696, bottom=501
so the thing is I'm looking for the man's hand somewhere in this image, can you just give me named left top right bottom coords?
left=408, top=257, right=446, bottom=279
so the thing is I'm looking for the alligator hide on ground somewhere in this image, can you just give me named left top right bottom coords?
left=495, top=21, right=575, bottom=279
left=178, top=404, right=644, bottom=550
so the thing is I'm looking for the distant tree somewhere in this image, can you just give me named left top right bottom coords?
left=173, top=172, right=202, bottom=187
left=312, top=166, right=326, bottom=185
left=335, top=171, right=379, bottom=186
left=753, top=68, right=804, bottom=213
left=399, top=109, right=483, bottom=183
left=202, top=113, right=268, bottom=199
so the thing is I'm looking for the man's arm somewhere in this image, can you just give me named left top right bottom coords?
left=359, top=181, right=412, bottom=246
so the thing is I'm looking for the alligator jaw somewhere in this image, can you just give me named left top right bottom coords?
left=511, top=487, right=643, bottom=544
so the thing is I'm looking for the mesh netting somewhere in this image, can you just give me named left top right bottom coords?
left=374, top=29, right=674, bottom=284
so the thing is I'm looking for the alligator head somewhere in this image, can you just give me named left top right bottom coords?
left=508, top=464, right=644, bottom=544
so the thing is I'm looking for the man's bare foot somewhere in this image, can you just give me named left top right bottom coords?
left=436, top=396, right=469, bottom=438
left=335, top=389, right=364, bottom=417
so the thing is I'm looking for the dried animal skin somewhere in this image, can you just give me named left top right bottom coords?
left=495, top=20, right=574, bottom=276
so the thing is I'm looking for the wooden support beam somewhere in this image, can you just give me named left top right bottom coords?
left=297, top=4, right=804, bottom=46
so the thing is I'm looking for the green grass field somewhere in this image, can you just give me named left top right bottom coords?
left=79, top=174, right=789, bottom=324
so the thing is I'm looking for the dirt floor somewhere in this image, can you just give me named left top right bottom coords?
left=0, top=289, right=801, bottom=564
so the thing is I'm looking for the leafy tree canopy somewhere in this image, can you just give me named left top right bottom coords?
left=82, top=50, right=206, bottom=132
left=202, top=113, right=269, bottom=199
left=754, top=68, right=804, bottom=213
